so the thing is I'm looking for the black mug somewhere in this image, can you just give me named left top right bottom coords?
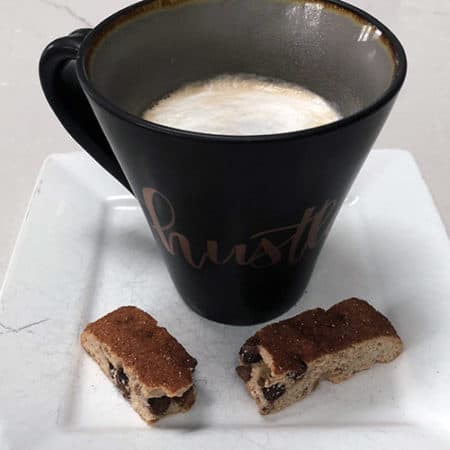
left=39, top=0, right=406, bottom=325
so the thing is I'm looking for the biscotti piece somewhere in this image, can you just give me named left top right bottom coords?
left=236, top=298, right=403, bottom=415
left=80, top=306, right=197, bottom=424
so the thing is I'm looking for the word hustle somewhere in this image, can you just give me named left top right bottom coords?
left=143, top=188, right=337, bottom=270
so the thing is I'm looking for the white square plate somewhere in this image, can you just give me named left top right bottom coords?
left=1, top=150, right=449, bottom=450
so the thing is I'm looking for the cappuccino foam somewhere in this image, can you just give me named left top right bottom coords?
left=142, top=74, right=340, bottom=136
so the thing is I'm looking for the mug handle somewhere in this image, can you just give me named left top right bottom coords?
left=39, top=29, right=131, bottom=192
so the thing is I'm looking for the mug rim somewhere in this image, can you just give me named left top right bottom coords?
left=76, top=0, right=407, bottom=142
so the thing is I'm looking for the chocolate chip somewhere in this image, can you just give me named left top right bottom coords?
left=262, top=383, right=286, bottom=401
left=239, top=343, right=261, bottom=364
left=288, top=359, right=308, bottom=380
left=236, top=365, right=252, bottom=382
left=239, top=337, right=262, bottom=364
left=148, top=396, right=171, bottom=415
left=173, top=387, right=195, bottom=409
left=117, top=367, right=128, bottom=386
left=116, top=368, right=130, bottom=399
left=108, top=361, right=116, bottom=377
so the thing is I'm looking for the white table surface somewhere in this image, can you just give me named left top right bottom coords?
left=0, top=0, right=449, bottom=285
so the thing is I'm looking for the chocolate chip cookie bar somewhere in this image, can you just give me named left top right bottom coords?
left=80, top=306, right=197, bottom=424
left=236, top=298, right=403, bottom=415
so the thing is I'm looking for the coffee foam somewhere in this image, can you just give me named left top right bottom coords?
left=143, top=74, right=340, bottom=136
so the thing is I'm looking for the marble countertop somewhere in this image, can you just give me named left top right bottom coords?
left=0, top=0, right=449, bottom=283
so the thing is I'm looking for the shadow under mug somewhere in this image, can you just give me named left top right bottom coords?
left=39, top=0, right=406, bottom=325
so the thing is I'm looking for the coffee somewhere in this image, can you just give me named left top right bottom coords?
left=142, top=74, right=340, bottom=135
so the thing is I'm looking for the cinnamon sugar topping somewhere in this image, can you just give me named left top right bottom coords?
left=243, top=298, right=400, bottom=376
left=84, top=306, right=196, bottom=394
